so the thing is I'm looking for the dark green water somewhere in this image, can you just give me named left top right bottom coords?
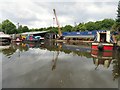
left=1, top=41, right=120, bottom=88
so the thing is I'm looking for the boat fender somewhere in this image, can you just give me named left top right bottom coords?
left=98, top=43, right=103, bottom=51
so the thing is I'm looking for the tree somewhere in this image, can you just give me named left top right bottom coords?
left=115, top=1, right=120, bottom=33
left=95, top=21, right=102, bottom=30
left=101, top=19, right=115, bottom=30
left=39, top=28, right=46, bottom=31
left=0, top=23, right=1, bottom=28
left=51, top=27, right=58, bottom=33
left=0, top=23, right=2, bottom=31
left=77, top=23, right=86, bottom=31
left=1, top=19, right=17, bottom=34
left=17, top=25, right=23, bottom=33
left=17, top=25, right=29, bottom=33
left=85, top=21, right=97, bottom=31
left=111, top=1, right=120, bottom=33
left=22, top=26, right=29, bottom=32
left=62, top=25, right=73, bottom=32
left=116, top=1, right=120, bottom=23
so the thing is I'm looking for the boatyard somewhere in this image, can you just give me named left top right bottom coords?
left=0, top=0, right=120, bottom=89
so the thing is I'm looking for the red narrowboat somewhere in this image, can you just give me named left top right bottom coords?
left=92, top=31, right=115, bottom=51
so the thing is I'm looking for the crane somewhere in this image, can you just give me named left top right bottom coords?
left=53, top=9, right=62, bottom=38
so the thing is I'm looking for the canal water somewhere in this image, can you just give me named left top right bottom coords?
left=1, top=41, right=120, bottom=88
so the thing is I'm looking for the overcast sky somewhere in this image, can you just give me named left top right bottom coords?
left=0, top=0, right=119, bottom=28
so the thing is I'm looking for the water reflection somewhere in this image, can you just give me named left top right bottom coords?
left=45, top=42, right=120, bottom=80
left=43, top=41, right=92, bottom=58
left=1, top=42, right=44, bottom=57
left=1, top=44, right=16, bottom=58
left=112, top=50, right=120, bottom=80
left=51, top=43, right=62, bottom=71
left=91, top=50, right=114, bottom=69
left=1, top=41, right=120, bottom=79
left=91, top=49, right=120, bottom=80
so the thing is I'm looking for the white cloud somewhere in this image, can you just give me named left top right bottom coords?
left=0, top=0, right=118, bottom=28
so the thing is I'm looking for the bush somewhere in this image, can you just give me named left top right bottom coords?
left=116, top=35, right=120, bottom=41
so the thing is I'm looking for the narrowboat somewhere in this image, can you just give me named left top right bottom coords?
left=62, top=30, right=97, bottom=41
left=91, top=31, right=115, bottom=51
left=0, top=32, right=11, bottom=44
left=22, top=35, right=44, bottom=43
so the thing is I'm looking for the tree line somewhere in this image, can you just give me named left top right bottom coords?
left=0, top=18, right=115, bottom=34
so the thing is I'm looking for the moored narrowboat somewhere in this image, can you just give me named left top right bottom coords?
left=0, top=32, right=11, bottom=44
left=22, top=35, right=44, bottom=43
left=92, top=31, right=115, bottom=51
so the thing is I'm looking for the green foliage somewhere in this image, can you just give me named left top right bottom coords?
left=0, top=18, right=115, bottom=34
left=76, top=23, right=86, bottom=31
left=73, top=19, right=115, bottom=32
left=0, top=23, right=2, bottom=29
left=116, top=35, right=120, bottom=41
left=112, top=51, right=120, bottom=80
left=85, top=21, right=97, bottom=31
left=95, top=21, right=102, bottom=30
left=113, top=1, right=120, bottom=33
left=46, top=27, right=52, bottom=31
left=111, top=23, right=120, bottom=32
left=84, top=19, right=115, bottom=31
left=0, top=23, right=2, bottom=31
left=17, top=25, right=29, bottom=33
left=51, top=27, right=58, bottom=33
left=116, top=1, right=120, bottom=23
left=2, top=46, right=17, bottom=57
left=1, top=19, right=17, bottom=34
left=22, top=26, right=29, bottom=32
left=101, top=19, right=115, bottom=30
left=111, top=1, right=120, bottom=40
left=62, top=25, right=73, bottom=32
left=17, top=25, right=23, bottom=33
left=29, top=28, right=47, bottom=32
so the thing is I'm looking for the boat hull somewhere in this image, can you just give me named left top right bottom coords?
left=92, top=42, right=114, bottom=51
left=91, top=50, right=113, bottom=58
